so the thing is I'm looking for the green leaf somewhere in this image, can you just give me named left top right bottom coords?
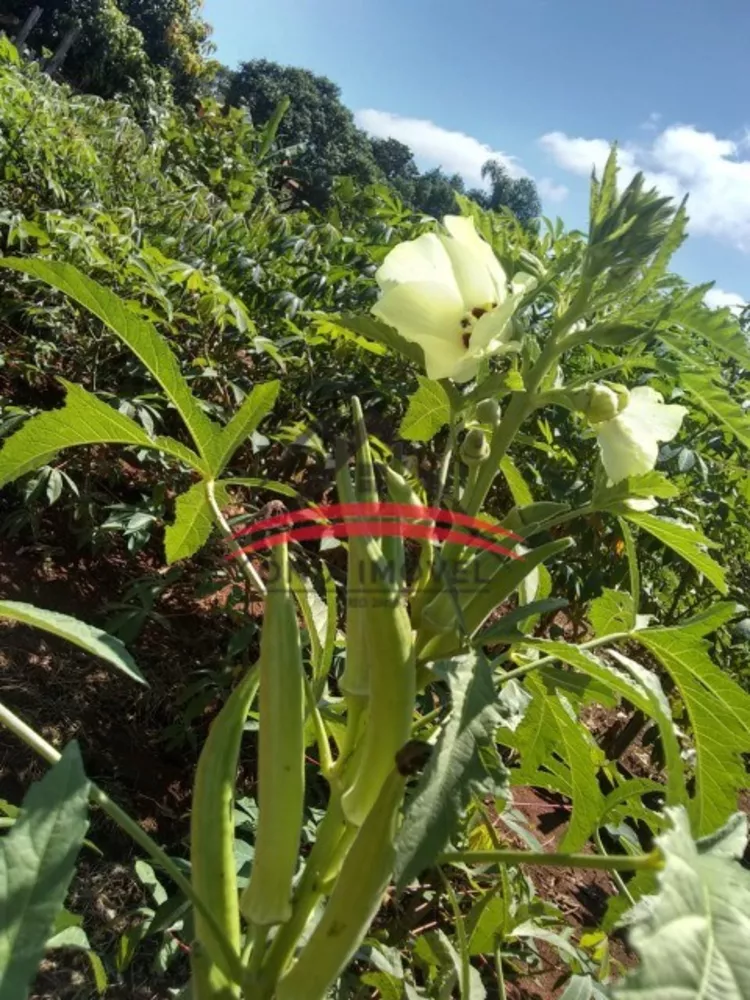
left=617, top=518, right=641, bottom=618
left=0, top=260, right=220, bottom=461
left=164, top=481, right=228, bottom=564
left=359, top=972, right=403, bottom=1000
left=292, top=567, right=337, bottom=693
left=547, top=695, right=605, bottom=851
left=624, top=513, right=727, bottom=595
left=681, top=372, right=750, bottom=450
left=338, top=314, right=426, bottom=367
left=677, top=601, right=745, bottom=637
left=594, top=471, right=679, bottom=510
left=590, top=589, right=636, bottom=636
left=560, top=974, right=606, bottom=1000
left=610, top=808, right=750, bottom=1000
left=223, top=477, right=300, bottom=499
left=419, top=538, right=574, bottom=660
left=0, top=600, right=145, bottom=685
left=499, top=455, right=534, bottom=506
left=208, top=381, right=280, bottom=475
left=501, top=675, right=604, bottom=851
left=634, top=628, right=750, bottom=834
left=0, top=380, right=204, bottom=488
left=461, top=537, right=574, bottom=636
left=0, top=36, right=21, bottom=66
left=669, top=293, right=750, bottom=368
left=631, top=197, right=688, bottom=302
left=528, top=640, right=686, bottom=809
left=478, top=597, right=568, bottom=644
left=400, top=377, right=451, bottom=442
left=395, top=654, right=505, bottom=888
left=0, top=744, right=90, bottom=1000
left=591, top=145, right=619, bottom=226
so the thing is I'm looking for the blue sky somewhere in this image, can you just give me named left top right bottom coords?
left=204, top=0, right=750, bottom=308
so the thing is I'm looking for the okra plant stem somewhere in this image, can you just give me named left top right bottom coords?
left=255, top=794, right=353, bottom=996
left=0, top=700, right=244, bottom=985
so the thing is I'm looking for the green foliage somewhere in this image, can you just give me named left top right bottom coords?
left=400, top=377, right=451, bottom=441
left=624, top=513, right=727, bottom=595
left=634, top=628, right=750, bottom=834
left=395, top=654, right=504, bottom=889
left=473, top=160, right=542, bottom=225
left=611, top=809, right=750, bottom=1000
left=165, top=480, right=228, bottom=564
left=7, top=0, right=212, bottom=103
left=0, top=744, right=90, bottom=1000
left=0, top=599, right=145, bottom=683
left=1, top=258, right=221, bottom=462
left=225, top=60, right=382, bottom=208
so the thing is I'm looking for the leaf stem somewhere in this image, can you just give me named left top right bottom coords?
left=303, top=672, right=334, bottom=779
left=595, top=831, right=636, bottom=905
left=496, top=631, right=632, bottom=685
left=206, top=479, right=266, bottom=595
left=439, top=848, right=661, bottom=872
left=0, top=699, right=244, bottom=985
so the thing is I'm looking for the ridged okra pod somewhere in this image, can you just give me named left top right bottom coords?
left=190, top=665, right=259, bottom=999
left=337, top=398, right=378, bottom=703
left=276, top=768, right=406, bottom=1000
left=240, top=542, right=305, bottom=926
left=335, top=402, right=416, bottom=825
left=340, top=531, right=415, bottom=826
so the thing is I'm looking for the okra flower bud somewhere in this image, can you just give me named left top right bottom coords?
left=475, top=397, right=501, bottom=427
left=460, top=427, right=490, bottom=465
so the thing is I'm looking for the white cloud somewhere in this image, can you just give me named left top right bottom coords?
left=538, top=177, right=569, bottom=203
left=539, top=124, right=750, bottom=251
left=355, top=108, right=526, bottom=187
left=704, top=287, right=746, bottom=313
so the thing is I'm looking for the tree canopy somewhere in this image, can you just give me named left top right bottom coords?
left=7, top=0, right=212, bottom=101
left=225, top=59, right=381, bottom=208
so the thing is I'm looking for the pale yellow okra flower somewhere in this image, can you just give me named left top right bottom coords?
left=588, top=384, right=688, bottom=484
left=371, top=215, right=535, bottom=382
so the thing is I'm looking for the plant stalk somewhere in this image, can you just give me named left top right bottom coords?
left=439, top=848, right=661, bottom=872
left=206, top=479, right=267, bottom=595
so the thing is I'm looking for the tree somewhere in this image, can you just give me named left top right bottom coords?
left=118, top=0, right=213, bottom=101
left=369, top=137, right=419, bottom=184
left=225, top=60, right=381, bottom=208
left=475, top=159, right=541, bottom=224
left=6, top=0, right=212, bottom=102
left=408, top=168, right=466, bottom=219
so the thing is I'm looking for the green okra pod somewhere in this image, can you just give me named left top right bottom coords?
left=335, top=442, right=370, bottom=703
left=240, top=542, right=305, bottom=927
left=190, top=664, right=259, bottom=999
left=340, top=534, right=415, bottom=826
left=334, top=405, right=416, bottom=825
left=276, top=768, right=407, bottom=1000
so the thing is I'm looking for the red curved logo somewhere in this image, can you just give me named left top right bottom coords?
left=232, top=502, right=522, bottom=560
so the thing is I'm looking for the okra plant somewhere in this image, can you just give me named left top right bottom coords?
left=2, top=151, right=750, bottom=1000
